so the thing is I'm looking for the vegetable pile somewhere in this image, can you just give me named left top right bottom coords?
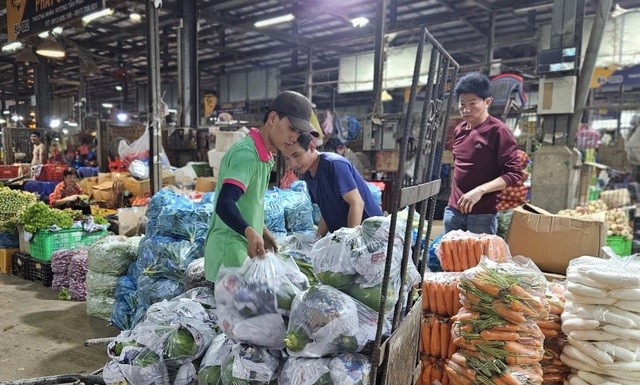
left=446, top=257, right=549, bottom=385
left=536, top=282, right=571, bottom=385
left=279, top=352, right=371, bottom=385
left=0, top=187, right=37, bottom=231
left=18, top=201, right=77, bottom=233
left=560, top=255, right=640, bottom=385
left=558, top=200, right=633, bottom=240
left=436, top=230, right=511, bottom=272
left=422, top=272, right=462, bottom=317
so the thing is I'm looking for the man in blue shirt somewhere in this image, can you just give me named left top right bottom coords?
left=282, top=132, right=383, bottom=236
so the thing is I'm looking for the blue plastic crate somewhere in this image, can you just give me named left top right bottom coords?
left=22, top=180, right=57, bottom=201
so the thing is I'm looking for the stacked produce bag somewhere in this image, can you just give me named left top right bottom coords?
left=436, top=230, right=510, bottom=272
left=496, top=150, right=530, bottom=211
left=0, top=187, right=37, bottom=247
left=51, top=248, right=89, bottom=300
left=111, top=189, right=214, bottom=330
left=86, top=236, right=140, bottom=321
left=421, top=272, right=463, bottom=385
left=561, top=255, right=640, bottom=385
left=264, top=187, right=316, bottom=241
left=446, top=257, right=549, bottom=385
left=537, top=282, right=571, bottom=384
left=103, top=287, right=217, bottom=385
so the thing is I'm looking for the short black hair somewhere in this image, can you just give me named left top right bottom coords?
left=63, top=167, right=78, bottom=178
left=454, top=72, right=491, bottom=99
left=31, top=131, right=41, bottom=138
left=262, top=109, right=286, bottom=124
left=295, top=132, right=315, bottom=151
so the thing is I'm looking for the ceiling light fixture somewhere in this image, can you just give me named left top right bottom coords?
left=254, top=13, right=294, bottom=28
left=115, top=85, right=123, bottom=91
left=38, top=31, right=50, bottom=38
left=350, top=16, right=369, bottom=28
left=36, top=37, right=66, bottom=58
left=2, top=41, right=24, bottom=52
left=82, top=8, right=114, bottom=24
left=102, top=103, right=114, bottom=109
left=15, top=49, right=40, bottom=64
left=130, top=12, right=142, bottom=22
left=381, top=90, right=393, bottom=102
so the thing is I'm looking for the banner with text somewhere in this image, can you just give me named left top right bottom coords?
left=7, top=0, right=105, bottom=41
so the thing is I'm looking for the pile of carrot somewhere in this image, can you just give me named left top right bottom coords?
left=422, top=272, right=462, bottom=317
left=420, top=356, right=449, bottom=385
left=445, top=258, right=549, bottom=385
left=536, top=282, right=571, bottom=385
left=437, top=230, right=510, bottom=272
left=421, top=314, right=456, bottom=359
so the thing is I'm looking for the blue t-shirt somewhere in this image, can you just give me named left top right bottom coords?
left=304, top=152, right=383, bottom=233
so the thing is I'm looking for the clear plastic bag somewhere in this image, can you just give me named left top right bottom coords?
left=88, top=235, right=137, bottom=276
left=215, top=252, right=308, bottom=349
left=220, top=343, right=283, bottom=385
left=144, top=287, right=217, bottom=327
left=86, top=292, right=115, bottom=321
left=284, top=285, right=383, bottom=358
left=118, top=127, right=171, bottom=168
left=436, top=229, right=511, bottom=272
left=278, top=353, right=372, bottom=385
left=197, top=334, right=234, bottom=385
left=184, top=257, right=215, bottom=291
left=86, top=270, right=119, bottom=297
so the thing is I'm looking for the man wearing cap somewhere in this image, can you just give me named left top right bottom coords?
left=204, top=90, right=316, bottom=282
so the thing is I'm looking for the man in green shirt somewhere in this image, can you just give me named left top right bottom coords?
left=204, top=91, right=316, bottom=282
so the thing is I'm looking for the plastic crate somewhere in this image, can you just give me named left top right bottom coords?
left=109, top=160, right=128, bottom=172
left=607, top=235, right=633, bottom=257
left=11, top=252, right=30, bottom=279
left=29, top=228, right=84, bottom=262
left=35, top=164, right=66, bottom=182
left=0, top=231, right=19, bottom=248
left=0, top=248, right=19, bottom=274
left=29, top=258, right=53, bottom=287
left=80, top=230, right=108, bottom=247
left=191, top=163, right=213, bottom=177
left=0, top=165, right=19, bottom=179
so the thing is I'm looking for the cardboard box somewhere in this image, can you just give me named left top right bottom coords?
left=506, top=203, right=606, bottom=274
left=116, top=206, right=147, bottom=236
left=98, top=172, right=112, bottom=184
left=195, top=177, right=216, bottom=192
left=123, top=174, right=176, bottom=198
left=78, top=176, right=99, bottom=196
left=92, top=181, right=116, bottom=207
left=0, top=248, right=19, bottom=274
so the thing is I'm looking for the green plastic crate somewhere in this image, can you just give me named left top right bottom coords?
left=80, top=230, right=108, bottom=247
left=606, top=235, right=632, bottom=257
left=29, top=228, right=83, bottom=262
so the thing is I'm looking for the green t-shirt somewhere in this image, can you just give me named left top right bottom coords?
left=204, top=128, right=274, bottom=281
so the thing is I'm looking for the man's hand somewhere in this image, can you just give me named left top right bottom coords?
left=245, top=227, right=267, bottom=259
left=263, top=229, right=277, bottom=253
left=457, top=187, right=484, bottom=214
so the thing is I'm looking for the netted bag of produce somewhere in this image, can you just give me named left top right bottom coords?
left=280, top=188, right=315, bottom=233
left=136, top=236, right=203, bottom=281
left=437, top=230, right=512, bottom=272
left=285, top=285, right=383, bottom=358
left=52, top=275, right=69, bottom=292
left=153, top=196, right=213, bottom=243
left=264, top=189, right=286, bottom=235
left=220, top=343, right=283, bottom=385
left=215, top=252, right=308, bottom=349
left=51, top=249, right=76, bottom=273
left=69, top=252, right=89, bottom=300
left=88, top=235, right=137, bottom=275
left=86, top=270, right=119, bottom=297
left=86, top=292, right=115, bottom=321
left=197, top=334, right=234, bottom=385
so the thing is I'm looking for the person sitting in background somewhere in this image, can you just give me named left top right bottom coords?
left=49, top=167, right=91, bottom=215
left=282, top=132, right=383, bottom=237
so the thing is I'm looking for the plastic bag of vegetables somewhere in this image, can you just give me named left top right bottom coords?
left=136, top=236, right=204, bottom=282
left=284, top=285, right=383, bottom=358
left=87, top=235, right=138, bottom=276
left=197, top=334, right=234, bottom=385
left=215, top=252, right=308, bottom=349
left=279, top=353, right=371, bottom=385
left=280, top=188, right=315, bottom=233
left=144, top=287, right=217, bottom=327
left=153, top=196, right=213, bottom=243
left=264, top=189, right=286, bottom=234
left=220, top=343, right=283, bottom=385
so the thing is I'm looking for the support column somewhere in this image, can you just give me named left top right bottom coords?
left=34, top=60, right=51, bottom=130
left=179, top=0, right=198, bottom=128
left=371, top=0, right=388, bottom=116
left=146, top=0, right=163, bottom=194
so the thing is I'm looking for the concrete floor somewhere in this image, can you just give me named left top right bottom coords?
left=0, top=273, right=119, bottom=383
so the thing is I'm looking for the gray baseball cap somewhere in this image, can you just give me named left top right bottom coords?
left=267, top=91, right=315, bottom=133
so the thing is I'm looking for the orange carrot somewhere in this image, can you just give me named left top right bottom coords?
left=499, top=372, right=524, bottom=385
left=468, top=275, right=501, bottom=296
left=480, top=329, right=520, bottom=341
left=447, top=331, right=457, bottom=358
left=452, top=287, right=462, bottom=315
left=540, top=328, right=559, bottom=338
left=421, top=319, right=431, bottom=355
left=441, top=370, right=450, bottom=385
left=430, top=316, right=440, bottom=356
left=421, top=361, right=431, bottom=385
left=436, top=282, right=448, bottom=316
left=441, top=240, right=453, bottom=271
left=426, top=281, right=438, bottom=314
left=456, top=239, right=467, bottom=271
left=465, top=239, right=476, bottom=269
left=491, top=376, right=509, bottom=385
left=493, top=301, right=527, bottom=324
left=431, top=361, right=443, bottom=384
left=440, top=321, right=449, bottom=358
left=445, top=283, right=455, bottom=316
left=481, top=238, right=490, bottom=257
left=472, top=238, right=483, bottom=265
left=535, top=319, right=560, bottom=330
left=422, top=280, right=430, bottom=312
left=506, top=299, right=537, bottom=317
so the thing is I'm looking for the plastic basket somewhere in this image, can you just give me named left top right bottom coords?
left=35, top=164, right=66, bottom=182
left=109, top=160, right=128, bottom=172
left=191, top=163, right=213, bottom=177
left=80, top=230, right=108, bottom=247
left=29, top=258, right=53, bottom=287
left=607, top=235, right=633, bottom=257
left=0, top=165, right=19, bottom=179
left=11, top=252, right=30, bottom=279
left=29, top=228, right=84, bottom=262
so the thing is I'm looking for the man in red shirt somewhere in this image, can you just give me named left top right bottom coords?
left=444, top=72, right=522, bottom=234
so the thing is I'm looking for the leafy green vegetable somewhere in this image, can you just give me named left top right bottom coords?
left=0, top=187, right=37, bottom=232
left=163, top=328, right=197, bottom=358
left=18, top=202, right=75, bottom=233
